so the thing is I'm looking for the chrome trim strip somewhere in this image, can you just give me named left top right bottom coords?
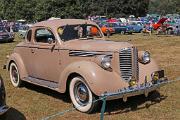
left=69, top=50, right=112, bottom=57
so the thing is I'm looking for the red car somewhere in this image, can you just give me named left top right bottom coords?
left=152, top=18, right=168, bottom=30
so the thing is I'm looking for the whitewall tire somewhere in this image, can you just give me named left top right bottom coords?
left=69, top=76, right=98, bottom=113
left=9, top=62, right=22, bottom=87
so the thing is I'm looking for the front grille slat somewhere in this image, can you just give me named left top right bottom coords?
left=119, top=47, right=139, bottom=82
left=119, top=48, right=132, bottom=81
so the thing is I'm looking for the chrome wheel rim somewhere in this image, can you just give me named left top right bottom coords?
left=74, top=81, right=89, bottom=106
left=11, top=65, right=18, bottom=83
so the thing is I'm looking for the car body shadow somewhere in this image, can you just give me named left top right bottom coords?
left=0, top=107, right=26, bottom=120
left=24, top=81, right=167, bottom=115
left=23, top=81, right=71, bottom=103
left=0, top=40, right=15, bottom=44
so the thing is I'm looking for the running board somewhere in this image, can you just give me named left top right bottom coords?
left=23, top=76, right=59, bottom=91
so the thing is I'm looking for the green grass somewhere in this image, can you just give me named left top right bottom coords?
left=0, top=34, right=180, bottom=120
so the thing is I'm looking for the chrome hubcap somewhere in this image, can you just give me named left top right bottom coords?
left=74, top=81, right=89, bottom=105
left=11, top=66, right=18, bottom=83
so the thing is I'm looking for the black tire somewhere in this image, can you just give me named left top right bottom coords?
left=106, top=30, right=110, bottom=38
left=139, top=29, right=142, bottom=33
left=9, top=62, right=22, bottom=87
left=69, top=76, right=98, bottom=113
left=19, top=34, right=24, bottom=38
left=120, top=31, right=125, bottom=35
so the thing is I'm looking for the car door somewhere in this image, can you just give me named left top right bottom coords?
left=18, top=29, right=37, bottom=77
left=31, top=27, right=61, bottom=82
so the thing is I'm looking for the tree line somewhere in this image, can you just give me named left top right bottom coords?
left=0, top=0, right=179, bottom=22
left=148, top=0, right=180, bottom=15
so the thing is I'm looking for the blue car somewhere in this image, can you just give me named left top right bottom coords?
left=108, top=22, right=133, bottom=34
left=129, top=21, right=143, bottom=33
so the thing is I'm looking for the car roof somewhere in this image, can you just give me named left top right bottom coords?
left=33, top=19, right=97, bottom=29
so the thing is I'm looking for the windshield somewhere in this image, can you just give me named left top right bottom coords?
left=108, top=23, right=118, bottom=27
left=19, top=26, right=29, bottom=30
left=137, top=22, right=143, bottom=26
left=58, top=24, right=102, bottom=41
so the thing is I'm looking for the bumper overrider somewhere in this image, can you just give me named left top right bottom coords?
left=0, top=75, right=9, bottom=115
left=102, top=77, right=168, bottom=101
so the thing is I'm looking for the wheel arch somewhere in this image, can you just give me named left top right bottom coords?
left=65, top=72, right=82, bottom=93
left=7, top=53, right=28, bottom=79
left=58, top=61, right=102, bottom=95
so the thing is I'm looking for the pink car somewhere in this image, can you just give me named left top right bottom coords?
left=5, top=19, right=168, bottom=113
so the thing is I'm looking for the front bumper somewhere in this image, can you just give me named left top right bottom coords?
left=102, top=78, right=168, bottom=101
left=0, top=105, right=9, bottom=115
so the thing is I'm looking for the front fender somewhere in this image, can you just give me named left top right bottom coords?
left=7, top=53, right=28, bottom=79
left=58, top=61, right=129, bottom=96
left=138, top=58, right=160, bottom=84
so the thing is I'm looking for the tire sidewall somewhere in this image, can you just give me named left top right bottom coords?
left=69, top=77, right=93, bottom=113
left=9, top=62, right=21, bottom=87
left=121, top=31, right=125, bottom=35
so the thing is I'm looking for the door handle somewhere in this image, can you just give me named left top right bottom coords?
left=31, top=49, right=35, bottom=53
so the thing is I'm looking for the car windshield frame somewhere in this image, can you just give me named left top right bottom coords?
left=57, top=24, right=103, bottom=42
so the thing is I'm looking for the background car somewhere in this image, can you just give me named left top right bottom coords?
left=0, top=26, right=14, bottom=42
left=18, top=25, right=30, bottom=38
left=0, top=75, right=9, bottom=116
left=129, top=21, right=143, bottom=33
left=98, top=23, right=115, bottom=36
left=108, top=22, right=133, bottom=34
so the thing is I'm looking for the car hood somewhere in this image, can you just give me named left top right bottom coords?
left=157, top=18, right=168, bottom=24
left=63, top=39, right=133, bottom=52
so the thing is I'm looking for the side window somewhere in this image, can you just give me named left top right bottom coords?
left=35, top=28, right=55, bottom=43
left=26, top=30, right=32, bottom=42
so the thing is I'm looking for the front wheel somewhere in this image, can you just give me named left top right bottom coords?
left=69, top=76, right=98, bottom=113
left=9, top=62, right=22, bottom=87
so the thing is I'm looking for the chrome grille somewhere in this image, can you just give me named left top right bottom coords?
left=119, top=48, right=132, bottom=81
left=133, top=47, right=139, bottom=81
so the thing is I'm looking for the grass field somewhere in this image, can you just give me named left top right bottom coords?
left=0, top=34, right=180, bottom=120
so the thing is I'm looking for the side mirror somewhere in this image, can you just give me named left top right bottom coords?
left=47, top=38, right=55, bottom=44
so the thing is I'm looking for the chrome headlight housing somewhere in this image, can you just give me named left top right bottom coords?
left=138, top=51, right=150, bottom=64
left=98, top=55, right=112, bottom=70
left=142, top=51, right=150, bottom=64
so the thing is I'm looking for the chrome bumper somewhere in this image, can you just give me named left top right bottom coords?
left=0, top=105, right=9, bottom=115
left=103, top=78, right=168, bottom=101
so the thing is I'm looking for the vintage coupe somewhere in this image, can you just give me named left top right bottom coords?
left=5, top=19, right=167, bottom=113
left=0, top=75, right=9, bottom=115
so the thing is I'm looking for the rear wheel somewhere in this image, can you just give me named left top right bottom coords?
left=9, top=62, right=22, bottom=87
left=69, top=76, right=98, bottom=113
left=121, top=31, right=125, bottom=35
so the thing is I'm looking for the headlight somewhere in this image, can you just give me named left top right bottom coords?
left=98, top=55, right=112, bottom=69
left=138, top=51, right=150, bottom=64
left=142, top=51, right=150, bottom=63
